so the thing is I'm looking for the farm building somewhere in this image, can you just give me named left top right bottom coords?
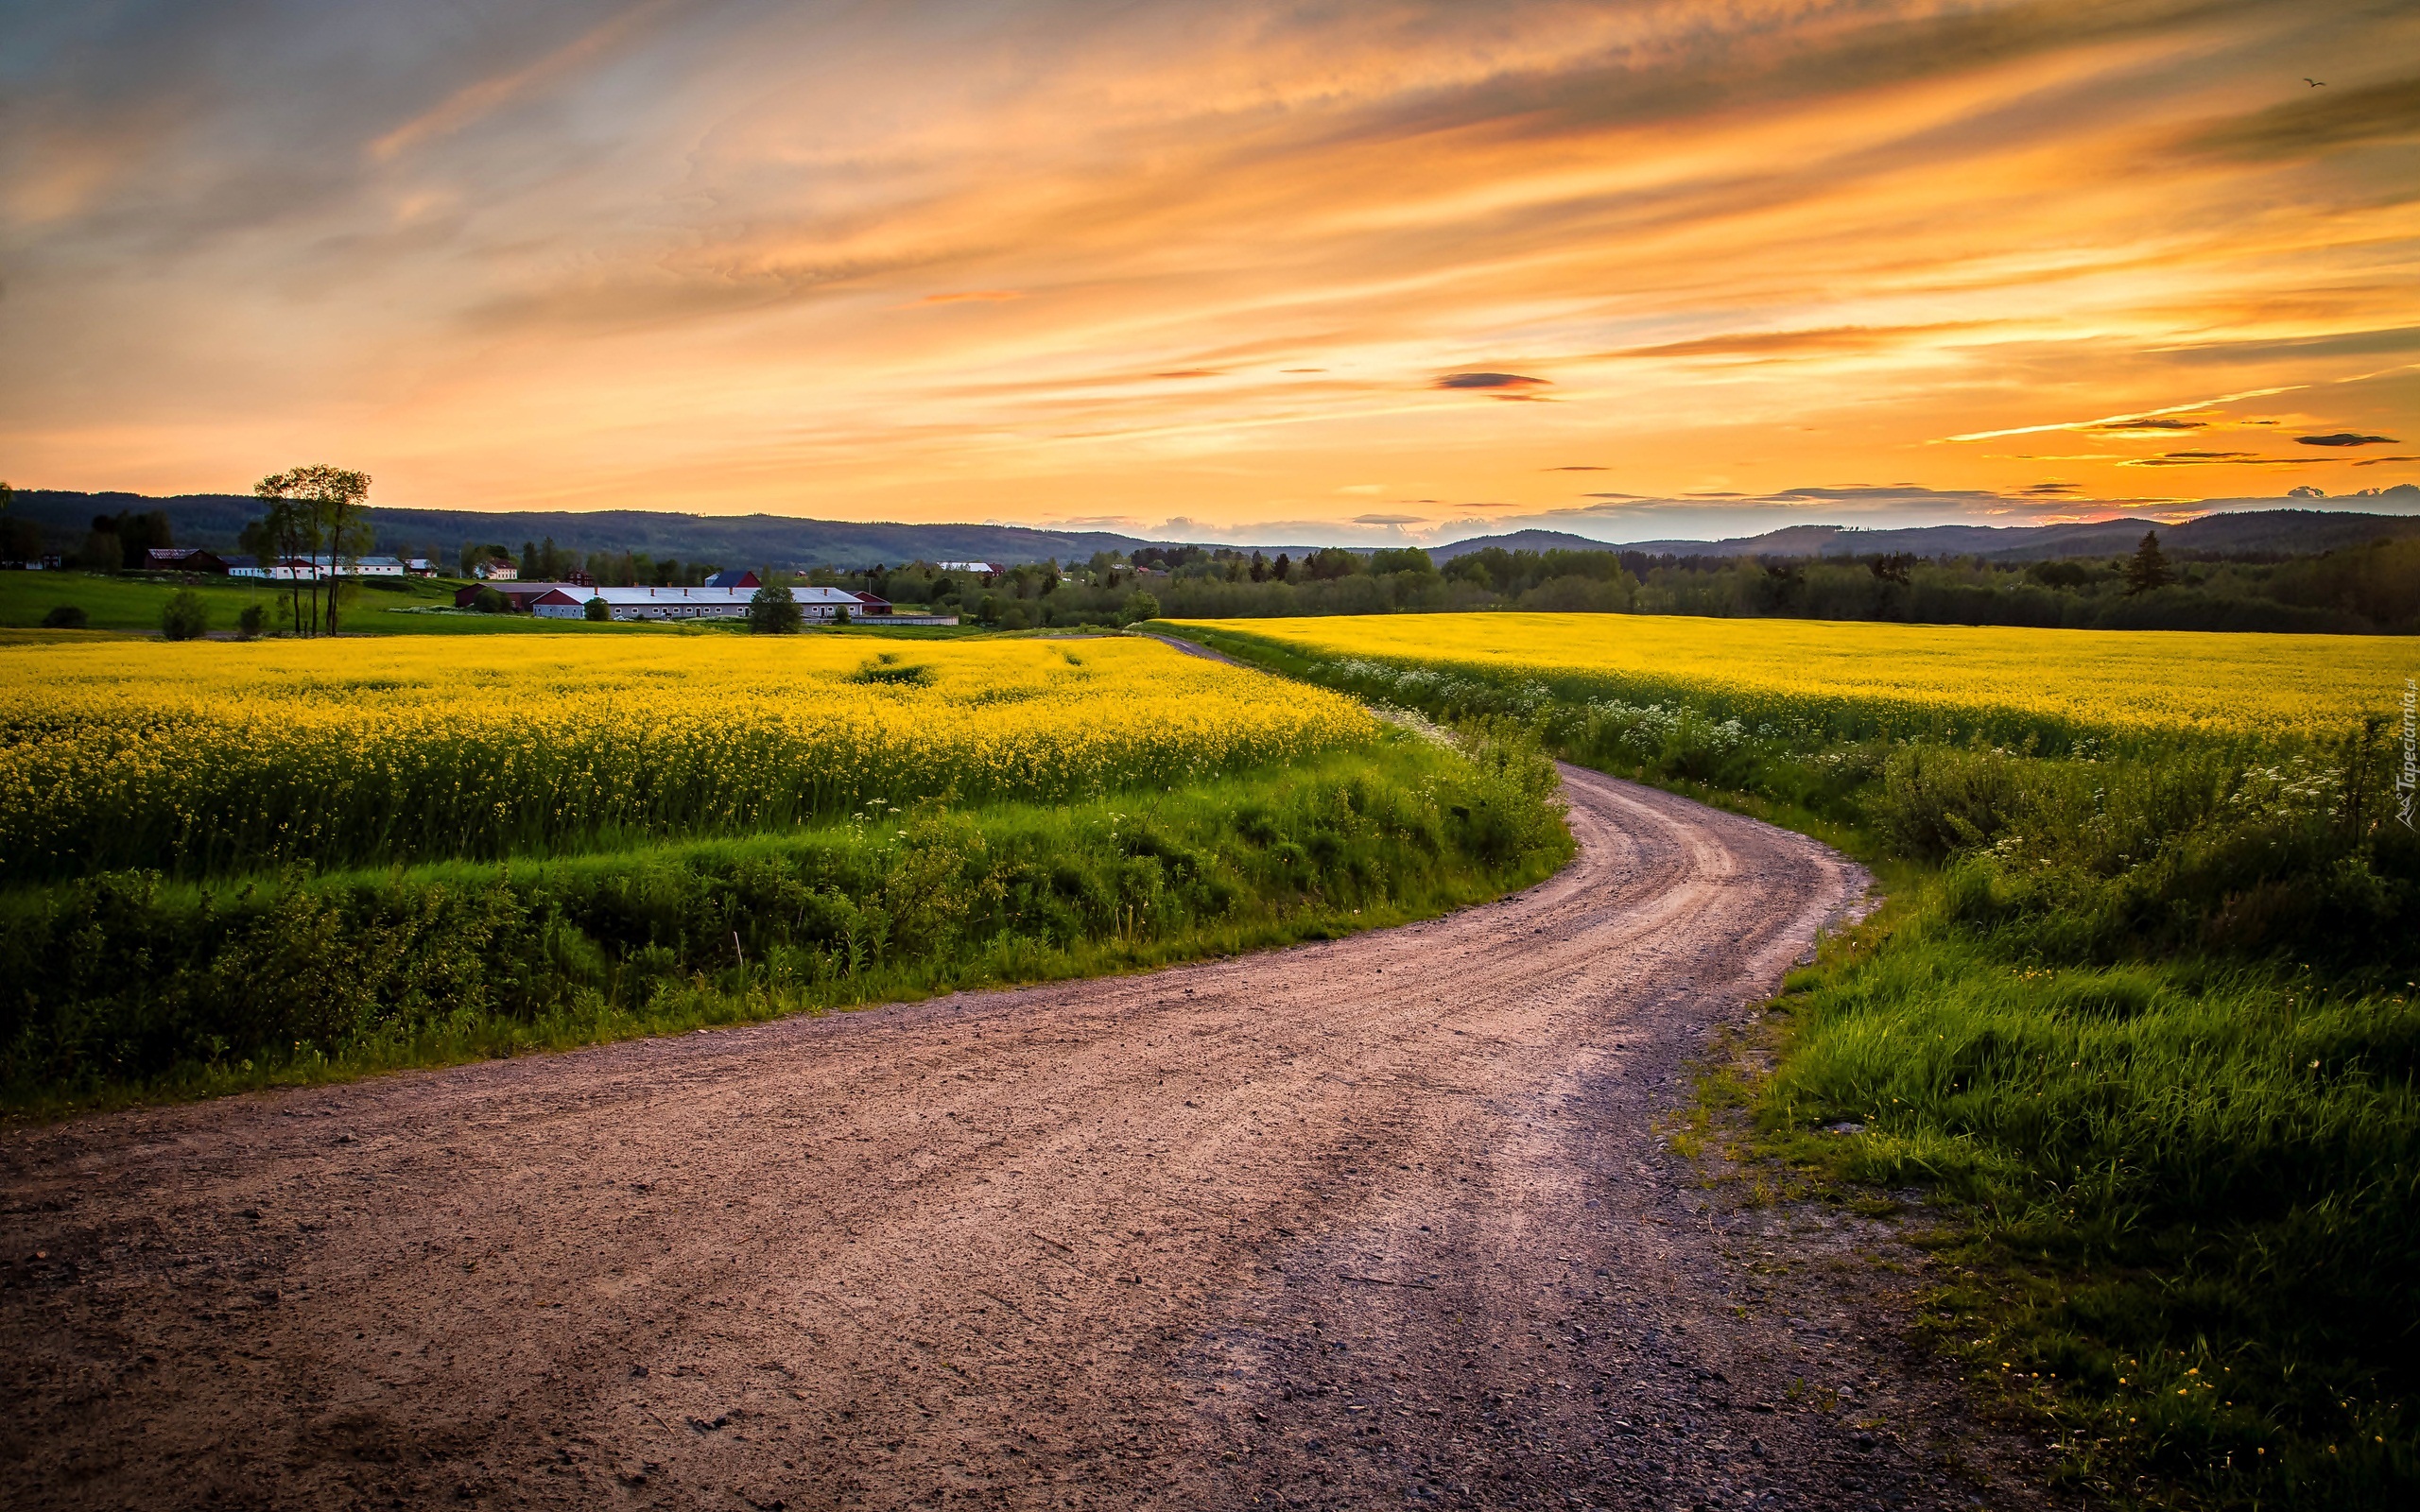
left=454, top=579, right=602, bottom=610
left=231, top=554, right=406, bottom=581
left=231, top=558, right=322, bottom=581
left=146, top=548, right=232, bottom=574
left=530, top=584, right=867, bottom=622
left=703, top=569, right=762, bottom=590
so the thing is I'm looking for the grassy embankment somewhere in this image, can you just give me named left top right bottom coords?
left=1158, top=612, right=2416, bottom=1512
left=0, top=635, right=1568, bottom=1114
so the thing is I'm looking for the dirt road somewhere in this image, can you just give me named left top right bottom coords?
left=2, top=768, right=2038, bottom=1511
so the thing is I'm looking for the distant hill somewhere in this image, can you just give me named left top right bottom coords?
left=21, top=488, right=2420, bottom=572
left=1425, top=529, right=1625, bottom=561
left=8, top=491, right=1178, bottom=571
left=1436, top=499, right=2420, bottom=563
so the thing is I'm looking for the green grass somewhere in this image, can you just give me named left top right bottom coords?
left=1, top=730, right=1571, bottom=1118
left=0, top=570, right=605, bottom=635
left=1152, top=621, right=2419, bottom=1511
left=0, top=571, right=989, bottom=638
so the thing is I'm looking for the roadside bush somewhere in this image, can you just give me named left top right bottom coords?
left=161, top=588, right=210, bottom=641
left=236, top=603, right=266, bottom=640
left=1121, top=590, right=1162, bottom=624
left=472, top=586, right=509, bottom=614
left=41, top=605, right=89, bottom=629
left=583, top=596, right=610, bottom=622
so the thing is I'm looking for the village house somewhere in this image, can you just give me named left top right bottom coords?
left=145, top=547, right=233, bottom=574
left=453, top=577, right=596, bottom=610
left=231, top=554, right=407, bottom=581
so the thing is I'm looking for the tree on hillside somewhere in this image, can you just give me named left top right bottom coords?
left=2124, top=530, right=2174, bottom=597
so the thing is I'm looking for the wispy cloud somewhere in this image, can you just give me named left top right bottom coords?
left=2121, top=451, right=2315, bottom=468
left=3, top=1, right=2415, bottom=524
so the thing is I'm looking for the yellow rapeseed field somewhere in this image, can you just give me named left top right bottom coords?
left=1165, top=613, right=2398, bottom=742
left=0, top=635, right=1374, bottom=881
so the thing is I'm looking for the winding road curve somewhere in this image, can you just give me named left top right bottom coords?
left=2, top=767, right=2035, bottom=1511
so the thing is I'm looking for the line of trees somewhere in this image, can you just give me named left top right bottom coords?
left=958, top=529, right=2411, bottom=634
left=453, top=536, right=723, bottom=588
left=236, top=465, right=372, bottom=637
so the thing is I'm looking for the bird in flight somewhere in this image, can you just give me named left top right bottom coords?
left=2305, top=77, right=2325, bottom=86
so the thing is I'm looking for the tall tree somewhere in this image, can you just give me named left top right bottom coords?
left=254, top=466, right=372, bottom=634
left=242, top=489, right=309, bottom=633
left=80, top=516, right=123, bottom=573
left=2124, top=530, right=2174, bottom=597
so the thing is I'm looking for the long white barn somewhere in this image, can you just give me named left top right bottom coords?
left=530, top=584, right=864, bottom=622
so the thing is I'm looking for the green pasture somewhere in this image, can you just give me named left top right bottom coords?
left=0, top=571, right=971, bottom=637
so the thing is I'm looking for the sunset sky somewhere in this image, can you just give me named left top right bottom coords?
left=4, top=0, right=2414, bottom=543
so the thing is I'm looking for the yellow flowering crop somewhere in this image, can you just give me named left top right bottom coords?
left=1165, top=613, right=2399, bottom=744
left=0, top=635, right=1374, bottom=881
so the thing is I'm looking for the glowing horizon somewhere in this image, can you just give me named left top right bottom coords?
left=4, top=1, right=2414, bottom=544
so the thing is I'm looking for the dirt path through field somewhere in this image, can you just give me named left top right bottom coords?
left=2, top=768, right=2045, bottom=1511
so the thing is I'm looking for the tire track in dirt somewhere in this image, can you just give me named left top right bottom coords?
left=0, top=767, right=2047, bottom=1510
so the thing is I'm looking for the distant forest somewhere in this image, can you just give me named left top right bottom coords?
left=8, top=486, right=2416, bottom=633
left=929, top=533, right=2420, bottom=635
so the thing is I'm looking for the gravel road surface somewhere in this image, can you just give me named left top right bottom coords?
left=2, top=766, right=2047, bottom=1511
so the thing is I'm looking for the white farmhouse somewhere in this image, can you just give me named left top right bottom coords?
left=529, top=584, right=868, bottom=623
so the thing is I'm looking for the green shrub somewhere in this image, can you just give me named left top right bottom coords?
left=749, top=583, right=801, bottom=634
left=161, top=588, right=210, bottom=641
left=41, top=605, right=89, bottom=629
left=583, top=596, right=610, bottom=622
left=236, top=603, right=266, bottom=640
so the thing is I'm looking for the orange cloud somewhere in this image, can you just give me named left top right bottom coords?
left=1, top=0, right=2415, bottom=528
